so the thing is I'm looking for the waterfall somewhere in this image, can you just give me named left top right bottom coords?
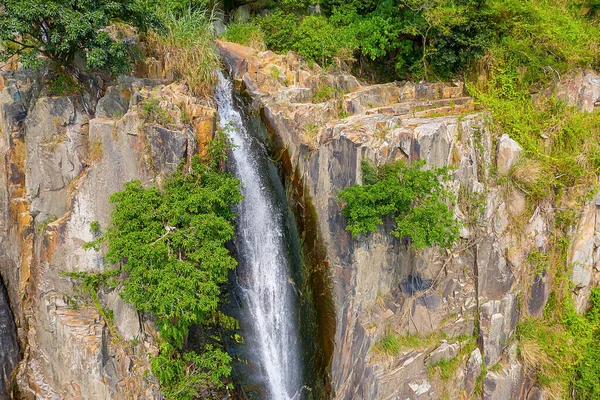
left=215, top=71, right=302, bottom=400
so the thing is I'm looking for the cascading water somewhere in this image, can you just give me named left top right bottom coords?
left=215, top=71, right=302, bottom=400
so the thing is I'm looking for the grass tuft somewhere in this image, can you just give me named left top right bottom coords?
left=146, top=9, right=220, bottom=97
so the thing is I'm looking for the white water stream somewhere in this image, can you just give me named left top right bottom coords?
left=215, top=71, right=302, bottom=400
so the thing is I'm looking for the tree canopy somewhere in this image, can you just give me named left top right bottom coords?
left=0, top=0, right=159, bottom=74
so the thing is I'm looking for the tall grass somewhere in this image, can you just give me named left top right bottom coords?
left=147, top=8, right=220, bottom=97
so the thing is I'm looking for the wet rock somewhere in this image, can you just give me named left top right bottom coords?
left=496, top=134, right=522, bottom=175
left=399, top=274, right=433, bottom=296
left=528, top=271, right=549, bottom=317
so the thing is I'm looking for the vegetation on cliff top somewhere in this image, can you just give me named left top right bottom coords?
left=0, top=0, right=220, bottom=96
left=0, top=0, right=159, bottom=75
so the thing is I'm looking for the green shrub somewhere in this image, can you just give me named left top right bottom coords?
left=338, top=160, right=459, bottom=250
left=0, top=0, right=159, bottom=74
left=221, top=22, right=266, bottom=50
left=255, top=10, right=300, bottom=54
left=83, top=131, right=242, bottom=398
left=517, top=289, right=600, bottom=398
left=313, top=85, right=337, bottom=103
left=159, top=0, right=211, bottom=16
left=291, top=15, right=353, bottom=65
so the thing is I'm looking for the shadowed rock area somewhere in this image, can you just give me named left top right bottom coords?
left=0, top=276, right=18, bottom=400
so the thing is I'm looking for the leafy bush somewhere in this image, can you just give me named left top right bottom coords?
left=221, top=22, right=266, bottom=50
left=290, top=15, right=353, bottom=65
left=85, top=131, right=242, bottom=398
left=255, top=10, right=300, bottom=54
left=338, top=160, right=459, bottom=250
left=0, top=0, right=158, bottom=74
left=224, top=11, right=354, bottom=66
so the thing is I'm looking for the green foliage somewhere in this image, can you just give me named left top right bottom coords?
left=290, top=15, right=351, bottom=65
left=159, top=0, right=211, bottom=16
left=313, top=85, right=337, bottom=103
left=81, top=134, right=241, bottom=397
left=63, top=269, right=121, bottom=336
left=373, top=330, right=461, bottom=356
left=47, top=69, right=84, bottom=96
left=147, top=8, right=220, bottom=97
left=90, top=221, right=101, bottom=234
left=517, top=288, right=600, bottom=398
left=428, top=336, right=477, bottom=381
left=0, top=0, right=159, bottom=74
left=221, top=22, right=266, bottom=50
left=338, top=160, right=459, bottom=250
left=140, top=98, right=174, bottom=125
left=225, top=0, right=493, bottom=79
left=225, top=11, right=354, bottom=66
left=36, top=214, right=57, bottom=234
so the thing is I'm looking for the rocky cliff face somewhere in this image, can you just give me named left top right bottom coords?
left=0, top=68, right=216, bottom=398
left=217, top=40, right=600, bottom=399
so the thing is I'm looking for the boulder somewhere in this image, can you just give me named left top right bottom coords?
left=496, top=134, right=522, bottom=175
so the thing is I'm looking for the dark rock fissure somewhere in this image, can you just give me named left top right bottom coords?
left=0, top=273, right=19, bottom=400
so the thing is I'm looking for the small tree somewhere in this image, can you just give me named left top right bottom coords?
left=338, top=160, right=459, bottom=250
left=0, top=0, right=159, bottom=74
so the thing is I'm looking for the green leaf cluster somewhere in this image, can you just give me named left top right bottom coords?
left=0, top=0, right=160, bottom=74
left=338, top=160, right=459, bottom=250
left=517, top=288, right=600, bottom=398
left=222, top=0, right=494, bottom=80
left=83, top=132, right=242, bottom=398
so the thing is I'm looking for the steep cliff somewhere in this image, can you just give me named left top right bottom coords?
left=217, top=40, right=600, bottom=399
left=0, top=68, right=216, bottom=399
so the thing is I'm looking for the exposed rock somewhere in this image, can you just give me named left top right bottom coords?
left=483, top=362, right=524, bottom=400
left=215, top=40, right=600, bottom=400
left=217, top=40, right=482, bottom=399
left=496, top=134, right=522, bottom=175
left=556, top=70, right=600, bottom=112
left=0, top=277, right=19, bottom=400
left=480, top=294, right=518, bottom=366
left=464, top=348, right=482, bottom=396
left=96, top=85, right=130, bottom=119
left=425, top=342, right=459, bottom=366
left=569, top=201, right=598, bottom=313
left=528, top=271, right=549, bottom=317
left=0, top=70, right=210, bottom=398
